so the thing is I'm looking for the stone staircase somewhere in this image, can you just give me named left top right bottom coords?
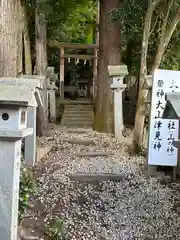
left=61, top=101, right=94, bottom=126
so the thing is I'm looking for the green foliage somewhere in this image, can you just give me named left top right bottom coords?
left=19, top=163, right=37, bottom=221
left=25, top=0, right=97, bottom=54
left=161, top=26, right=180, bottom=70
left=114, top=0, right=180, bottom=73
left=114, top=0, right=147, bottom=73
left=47, top=217, right=67, bottom=240
left=41, top=0, right=96, bottom=43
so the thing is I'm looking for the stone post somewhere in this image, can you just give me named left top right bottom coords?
left=108, top=65, right=128, bottom=140
left=25, top=106, right=37, bottom=166
left=60, top=48, right=64, bottom=101
left=48, top=81, right=58, bottom=122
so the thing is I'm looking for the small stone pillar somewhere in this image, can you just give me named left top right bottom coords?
left=25, top=106, right=37, bottom=166
left=108, top=65, right=128, bottom=140
left=0, top=85, right=34, bottom=240
left=48, top=81, right=58, bottom=122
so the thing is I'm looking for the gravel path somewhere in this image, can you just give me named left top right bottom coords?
left=28, top=125, right=180, bottom=239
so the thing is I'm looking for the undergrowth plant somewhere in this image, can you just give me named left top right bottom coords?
left=19, top=158, right=37, bottom=221
left=47, top=217, right=67, bottom=240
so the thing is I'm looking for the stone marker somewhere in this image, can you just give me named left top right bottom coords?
left=0, top=85, right=34, bottom=240
left=74, top=151, right=114, bottom=157
left=108, top=65, right=128, bottom=140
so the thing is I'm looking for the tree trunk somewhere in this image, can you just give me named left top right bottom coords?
left=94, top=0, right=121, bottom=133
left=133, top=0, right=159, bottom=148
left=16, top=0, right=23, bottom=75
left=0, top=0, right=20, bottom=77
left=22, top=3, right=32, bottom=74
left=35, top=1, right=48, bottom=136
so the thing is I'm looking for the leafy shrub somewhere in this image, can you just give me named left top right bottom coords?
left=19, top=163, right=37, bottom=221
left=47, top=217, right=67, bottom=240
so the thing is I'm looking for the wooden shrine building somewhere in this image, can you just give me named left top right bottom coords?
left=48, top=41, right=98, bottom=102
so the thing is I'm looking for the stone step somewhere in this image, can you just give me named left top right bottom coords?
left=62, top=115, right=93, bottom=118
left=69, top=173, right=123, bottom=182
left=64, top=105, right=93, bottom=109
left=74, top=151, right=114, bottom=157
left=64, top=110, right=93, bottom=114
left=63, top=112, right=93, bottom=115
left=64, top=129, right=92, bottom=134
left=62, top=123, right=93, bottom=126
left=61, top=118, right=93, bottom=122
left=65, top=107, right=93, bottom=111
left=63, top=111, right=93, bottom=117
left=65, top=103, right=92, bottom=106
left=63, top=112, right=94, bottom=117
left=67, top=139, right=96, bottom=145
left=62, top=116, right=93, bottom=121
left=62, top=119, right=93, bottom=123
left=61, top=103, right=94, bottom=126
left=61, top=121, right=93, bottom=125
left=56, top=101, right=92, bottom=104
left=56, top=100, right=92, bottom=105
left=61, top=123, right=93, bottom=126
left=64, top=109, right=93, bottom=113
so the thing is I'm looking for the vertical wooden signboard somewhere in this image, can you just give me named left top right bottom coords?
left=148, top=69, right=180, bottom=166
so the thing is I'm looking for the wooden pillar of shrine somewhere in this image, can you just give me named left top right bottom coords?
left=60, top=47, right=64, bottom=101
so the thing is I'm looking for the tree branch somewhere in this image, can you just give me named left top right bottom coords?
left=133, top=0, right=163, bottom=146
left=149, top=15, right=158, bottom=36
left=139, top=0, right=155, bottom=86
left=164, top=7, right=180, bottom=46
left=152, top=5, right=180, bottom=71
left=160, top=0, right=174, bottom=38
left=153, top=0, right=163, bottom=8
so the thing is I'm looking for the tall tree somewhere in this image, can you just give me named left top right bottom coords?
left=94, top=0, right=121, bottom=133
left=22, top=1, right=32, bottom=74
left=35, top=0, right=48, bottom=136
left=0, top=0, right=22, bottom=77
left=16, top=0, right=23, bottom=75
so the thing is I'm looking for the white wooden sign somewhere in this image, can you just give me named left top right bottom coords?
left=148, top=69, right=180, bottom=166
